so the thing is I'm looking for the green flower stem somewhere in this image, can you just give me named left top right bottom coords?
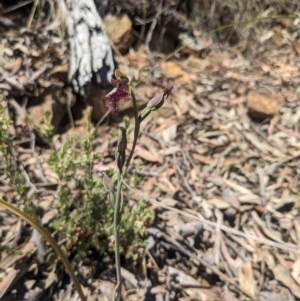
left=123, top=88, right=140, bottom=176
left=113, top=87, right=140, bottom=301
left=113, top=177, right=123, bottom=301
left=0, top=199, right=86, bottom=301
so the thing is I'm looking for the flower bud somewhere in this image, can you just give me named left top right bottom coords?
left=115, top=127, right=127, bottom=172
left=116, top=127, right=127, bottom=152
left=139, top=85, right=173, bottom=122
left=147, top=84, right=173, bottom=111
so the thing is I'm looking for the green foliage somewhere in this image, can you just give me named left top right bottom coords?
left=111, top=127, right=119, bottom=137
left=123, top=116, right=130, bottom=130
left=28, top=110, right=54, bottom=144
left=0, top=103, right=34, bottom=214
left=111, top=117, right=131, bottom=139
left=48, top=119, right=151, bottom=261
left=48, top=126, right=105, bottom=258
left=0, top=103, right=12, bottom=150
left=130, top=161, right=143, bottom=187
left=0, top=97, right=151, bottom=265
left=118, top=200, right=152, bottom=260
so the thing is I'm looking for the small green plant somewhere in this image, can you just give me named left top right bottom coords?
left=46, top=109, right=153, bottom=263
left=130, top=161, right=143, bottom=187
left=119, top=200, right=153, bottom=260
left=0, top=102, right=85, bottom=300
left=48, top=125, right=106, bottom=258
left=0, top=104, right=35, bottom=215
left=0, top=102, right=11, bottom=150
left=28, top=110, right=54, bottom=144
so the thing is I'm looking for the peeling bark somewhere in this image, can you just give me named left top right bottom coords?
left=62, top=0, right=115, bottom=94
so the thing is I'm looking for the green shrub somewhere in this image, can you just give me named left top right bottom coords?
left=47, top=117, right=151, bottom=261
left=0, top=100, right=152, bottom=263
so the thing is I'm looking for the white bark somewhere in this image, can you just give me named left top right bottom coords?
left=63, top=0, right=115, bottom=94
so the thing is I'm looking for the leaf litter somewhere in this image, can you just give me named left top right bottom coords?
left=1, top=3, right=300, bottom=301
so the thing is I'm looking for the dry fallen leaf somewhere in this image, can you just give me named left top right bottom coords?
left=272, top=264, right=300, bottom=298
left=0, top=268, right=19, bottom=298
left=238, top=261, right=256, bottom=297
left=292, top=258, right=300, bottom=286
left=129, top=144, right=163, bottom=163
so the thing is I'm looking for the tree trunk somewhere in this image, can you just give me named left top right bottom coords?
left=60, top=0, right=115, bottom=95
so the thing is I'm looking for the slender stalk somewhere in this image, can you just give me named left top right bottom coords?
left=123, top=88, right=140, bottom=176
left=113, top=87, right=140, bottom=301
left=113, top=177, right=123, bottom=301
left=0, top=199, right=86, bottom=301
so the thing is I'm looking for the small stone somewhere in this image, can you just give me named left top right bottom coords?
left=247, top=90, right=284, bottom=120
left=104, top=14, right=133, bottom=54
